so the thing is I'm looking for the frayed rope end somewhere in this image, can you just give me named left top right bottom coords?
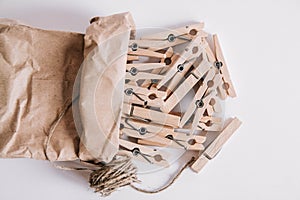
left=89, top=155, right=139, bottom=197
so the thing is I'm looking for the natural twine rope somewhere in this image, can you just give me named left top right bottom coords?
left=130, top=156, right=195, bottom=194
left=89, top=155, right=139, bottom=196
left=53, top=155, right=195, bottom=196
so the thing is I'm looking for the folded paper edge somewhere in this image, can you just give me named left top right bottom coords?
left=78, top=12, right=135, bottom=163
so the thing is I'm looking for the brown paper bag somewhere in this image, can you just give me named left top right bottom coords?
left=0, top=13, right=135, bottom=163
left=0, top=19, right=84, bottom=161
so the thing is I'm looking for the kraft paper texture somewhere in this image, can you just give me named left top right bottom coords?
left=78, top=12, right=135, bottom=163
left=0, top=12, right=134, bottom=163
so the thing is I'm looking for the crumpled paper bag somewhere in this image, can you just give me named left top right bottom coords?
left=0, top=19, right=84, bottom=161
left=0, top=12, right=134, bottom=163
left=78, top=12, right=135, bottom=163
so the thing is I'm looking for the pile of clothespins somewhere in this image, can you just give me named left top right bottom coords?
left=119, top=23, right=241, bottom=173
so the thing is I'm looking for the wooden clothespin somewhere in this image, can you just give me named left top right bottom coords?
left=179, top=67, right=223, bottom=128
left=161, top=59, right=212, bottom=113
left=138, top=132, right=205, bottom=151
left=202, top=73, right=223, bottom=117
left=164, top=56, right=198, bottom=97
left=126, top=63, right=166, bottom=72
left=119, top=139, right=169, bottom=167
left=128, top=43, right=166, bottom=59
left=126, top=62, right=166, bottom=82
left=120, top=118, right=205, bottom=150
left=156, top=35, right=207, bottom=89
left=123, top=84, right=166, bottom=107
left=191, top=117, right=242, bottom=173
left=120, top=118, right=174, bottom=145
left=200, top=38, right=227, bottom=99
left=213, top=34, right=237, bottom=99
left=189, top=91, right=217, bottom=134
left=138, top=23, right=207, bottom=51
left=163, top=42, right=211, bottom=97
left=123, top=103, right=180, bottom=127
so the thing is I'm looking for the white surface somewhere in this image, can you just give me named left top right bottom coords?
left=1, top=0, right=300, bottom=199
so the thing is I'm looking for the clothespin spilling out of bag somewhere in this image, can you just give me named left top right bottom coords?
left=120, top=117, right=206, bottom=151
left=123, top=84, right=166, bottom=107
left=128, top=45, right=166, bottom=59
left=179, top=69, right=222, bottom=128
left=138, top=132, right=205, bottom=151
left=132, top=105, right=180, bottom=127
left=212, top=35, right=237, bottom=99
left=156, top=35, right=207, bottom=89
left=135, top=23, right=207, bottom=51
left=119, top=139, right=169, bottom=167
left=120, top=22, right=240, bottom=172
left=188, top=91, right=218, bottom=134
left=120, top=117, right=174, bottom=145
left=122, top=103, right=180, bottom=127
left=126, top=63, right=167, bottom=82
left=161, top=60, right=213, bottom=114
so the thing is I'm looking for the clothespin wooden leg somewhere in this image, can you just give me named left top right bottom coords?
left=213, top=34, right=237, bottom=99
left=191, top=117, right=242, bottom=173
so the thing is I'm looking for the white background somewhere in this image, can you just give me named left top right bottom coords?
left=1, top=0, right=300, bottom=199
